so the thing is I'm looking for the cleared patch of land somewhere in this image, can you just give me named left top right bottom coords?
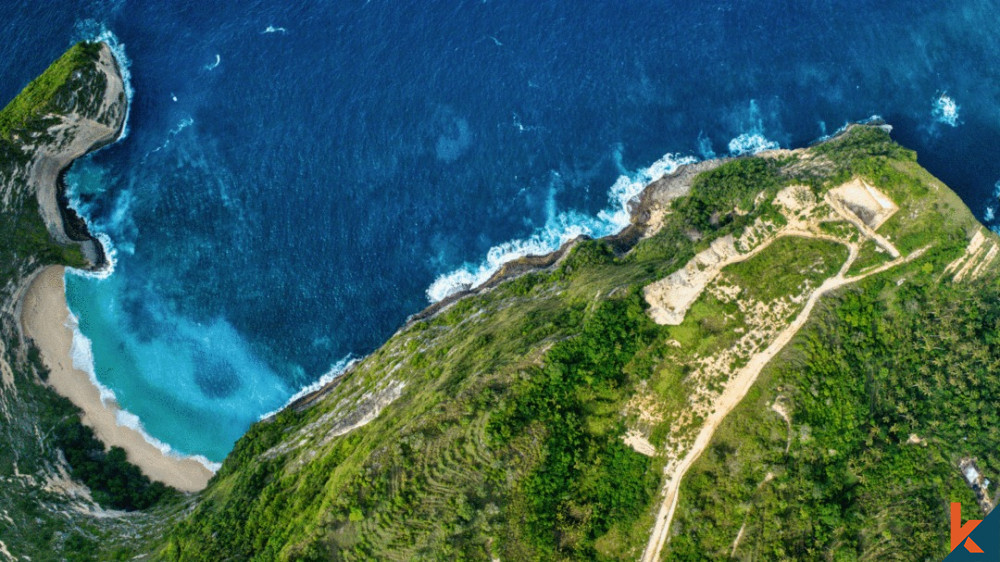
left=640, top=178, right=929, bottom=562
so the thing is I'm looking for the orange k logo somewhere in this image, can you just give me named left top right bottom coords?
left=952, top=502, right=984, bottom=553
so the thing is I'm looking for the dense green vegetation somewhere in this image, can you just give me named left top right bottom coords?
left=21, top=344, right=176, bottom=511
left=0, top=193, right=88, bottom=278
left=668, top=268, right=999, bottom=560
left=674, top=157, right=782, bottom=230
left=487, top=292, right=661, bottom=556
left=53, top=416, right=176, bottom=510
left=0, top=41, right=103, bottom=141
left=812, top=124, right=917, bottom=166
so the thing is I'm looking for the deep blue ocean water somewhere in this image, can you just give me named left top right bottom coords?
left=3, top=1, right=1000, bottom=465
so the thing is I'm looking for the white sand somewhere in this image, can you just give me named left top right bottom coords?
left=20, top=266, right=212, bottom=492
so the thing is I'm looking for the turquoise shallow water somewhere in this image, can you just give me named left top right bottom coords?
left=2, top=1, right=999, bottom=463
left=65, top=272, right=289, bottom=464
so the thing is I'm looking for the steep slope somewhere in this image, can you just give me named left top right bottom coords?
left=162, top=126, right=990, bottom=560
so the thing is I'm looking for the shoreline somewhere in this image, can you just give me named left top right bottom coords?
left=32, top=43, right=126, bottom=271
left=284, top=124, right=878, bottom=414
left=20, top=266, right=213, bottom=492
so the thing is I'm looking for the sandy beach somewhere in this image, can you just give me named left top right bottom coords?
left=20, top=266, right=212, bottom=492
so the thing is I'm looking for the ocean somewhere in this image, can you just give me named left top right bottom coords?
left=2, top=0, right=999, bottom=465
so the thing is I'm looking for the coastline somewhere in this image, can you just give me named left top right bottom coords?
left=286, top=157, right=729, bottom=412
left=20, top=266, right=212, bottom=492
left=33, top=43, right=128, bottom=270
left=283, top=126, right=873, bottom=416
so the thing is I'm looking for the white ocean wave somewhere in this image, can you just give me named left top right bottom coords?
left=263, top=25, right=288, bottom=34
left=204, top=54, right=221, bottom=71
left=67, top=309, right=117, bottom=404
left=987, top=180, right=1000, bottom=223
left=727, top=133, right=778, bottom=156
left=63, top=22, right=133, bottom=278
left=66, top=232, right=118, bottom=279
left=426, top=149, right=696, bottom=302
left=932, top=93, right=960, bottom=127
left=725, top=99, right=780, bottom=156
left=259, top=356, right=357, bottom=421
left=114, top=410, right=222, bottom=472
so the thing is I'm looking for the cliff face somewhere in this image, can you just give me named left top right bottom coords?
left=29, top=44, right=125, bottom=254
left=163, top=126, right=999, bottom=561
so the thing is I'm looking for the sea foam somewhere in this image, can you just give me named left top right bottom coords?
left=426, top=121, right=792, bottom=303
left=66, top=232, right=118, bottom=280
left=727, top=133, right=778, bottom=156
left=74, top=20, right=135, bottom=141
left=987, top=180, right=1000, bottom=224
left=67, top=310, right=116, bottom=404
left=114, top=410, right=222, bottom=472
left=426, top=149, right=696, bottom=302
left=259, top=356, right=357, bottom=421
left=932, top=93, right=960, bottom=127
left=63, top=21, right=134, bottom=279
left=727, top=99, right=780, bottom=156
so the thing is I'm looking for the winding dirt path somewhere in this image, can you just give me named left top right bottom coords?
left=639, top=242, right=928, bottom=562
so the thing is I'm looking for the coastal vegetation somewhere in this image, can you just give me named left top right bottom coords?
left=668, top=272, right=999, bottom=560
left=0, top=41, right=104, bottom=142
left=53, top=409, right=176, bottom=510
left=0, top=42, right=103, bottom=275
left=160, top=125, right=993, bottom=560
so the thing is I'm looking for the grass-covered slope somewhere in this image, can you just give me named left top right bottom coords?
left=0, top=42, right=106, bottom=142
left=162, top=125, right=995, bottom=560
